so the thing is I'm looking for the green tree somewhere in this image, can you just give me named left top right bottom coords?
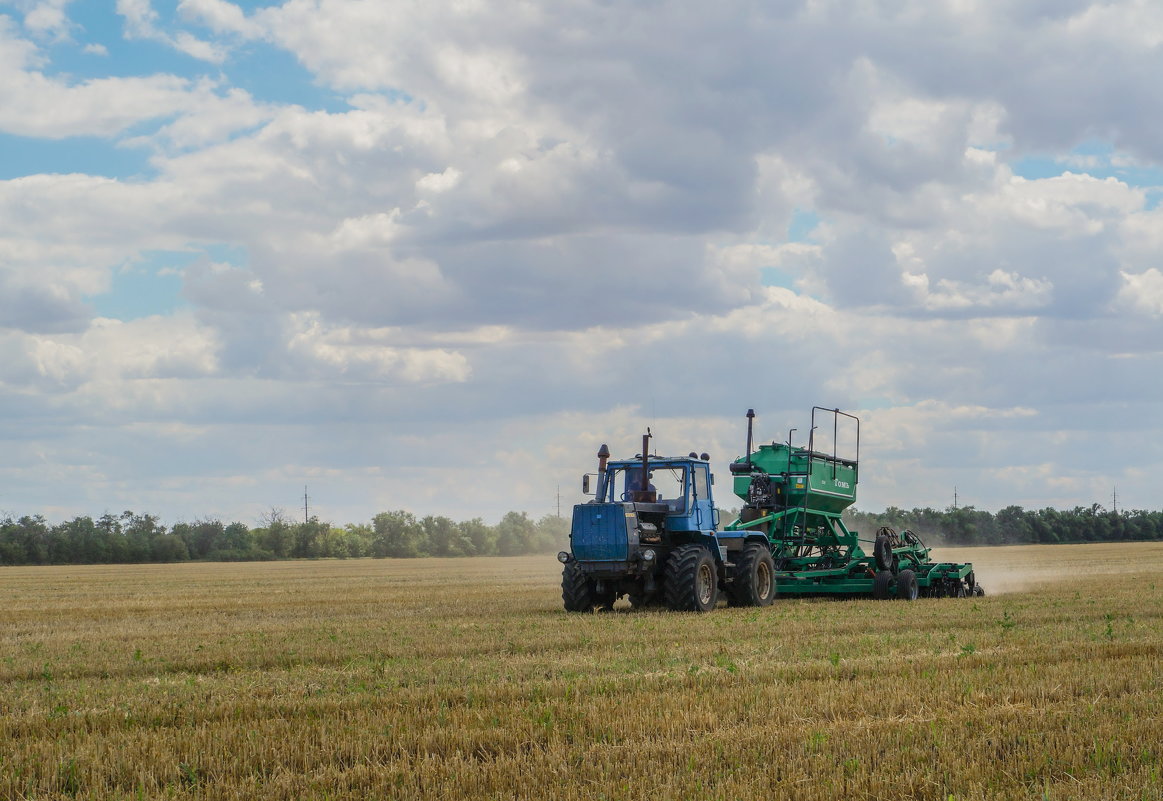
left=14, top=515, right=51, bottom=564
left=170, top=522, right=194, bottom=557
left=52, top=516, right=97, bottom=563
left=256, top=508, right=295, bottom=557
left=495, top=511, right=536, bottom=556
left=995, top=505, right=1031, bottom=544
left=0, top=517, right=24, bottom=565
left=342, top=523, right=373, bottom=557
left=939, top=506, right=975, bottom=545
left=152, top=534, right=189, bottom=562
left=291, top=518, right=329, bottom=558
left=534, top=514, right=569, bottom=552
left=187, top=519, right=225, bottom=559
left=372, top=510, right=426, bottom=558
left=1033, top=508, right=1062, bottom=543
left=319, top=527, right=353, bottom=558
left=221, top=522, right=253, bottom=551
left=458, top=518, right=496, bottom=555
left=121, top=512, right=157, bottom=562
left=423, top=515, right=472, bottom=556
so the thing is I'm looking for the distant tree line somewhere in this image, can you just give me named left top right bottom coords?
left=843, top=504, right=1163, bottom=546
left=4, top=502, right=1159, bottom=566
left=0, top=510, right=569, bottom=566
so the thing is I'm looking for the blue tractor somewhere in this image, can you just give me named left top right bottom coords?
left=558, top=431, right=775, bottom=612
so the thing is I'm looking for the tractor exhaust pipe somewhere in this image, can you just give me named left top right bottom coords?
left=595, top=443, right=610, bottom=500
left=730, top=409, right=758, bottom=475
left=640, top=430, right=652, bottom=497
left=745, top=409, right=755, bottom=470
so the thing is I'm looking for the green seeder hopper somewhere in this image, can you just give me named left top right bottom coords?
left=725, top=407, right=984, bottom=600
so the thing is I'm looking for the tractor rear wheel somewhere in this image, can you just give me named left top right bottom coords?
left=561, top=562, right=615, bottom=612
left=664, top=545, right=719, bottom=612
left=728, top=544, right=776, bottom=607
left=873, top=570, right=893, bottom=600
left=896, top=569, right=919, bottom=601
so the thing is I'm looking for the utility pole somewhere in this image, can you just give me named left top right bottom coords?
left=304, top=485, right=309, bottom=524
left=953, top=486, right=958, bottom=510
left=1112, top=486, right=1118, bottom=514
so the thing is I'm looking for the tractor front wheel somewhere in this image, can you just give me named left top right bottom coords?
left=561, top=562, right=615, bottom=612
left=728, top=544, right=776, bottom=607
left=664, top=545, right=719, bottom=612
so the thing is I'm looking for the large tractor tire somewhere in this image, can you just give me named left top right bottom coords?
left=664, top=544, right=719, bottom=612
left=872, top=570, right=893, bottom=600
left=874, top=534, right=895, bottom=571
left=727, top=544, right=776, bottom=607
left=561, top=562, right=615, bottom=612
left=896, top=569, right=919, bottom=601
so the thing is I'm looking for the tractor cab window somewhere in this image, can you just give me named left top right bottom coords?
left=621, top=467, right=651, bottom=499
left=691, top=464, right=710, bottom=502
left=615, top=465, right=687, bottom=512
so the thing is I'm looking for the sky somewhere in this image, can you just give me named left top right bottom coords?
left=2, top=0, right=1163, bottom=527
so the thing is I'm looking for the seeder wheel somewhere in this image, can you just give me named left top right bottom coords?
left=896, top=569, right=919, bottom=601
left=874, top=533, right=895, bottom=571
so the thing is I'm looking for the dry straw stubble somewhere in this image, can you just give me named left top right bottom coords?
left=1, top=543, right=1161, bottom=800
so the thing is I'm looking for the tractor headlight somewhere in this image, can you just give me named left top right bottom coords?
left=557, top=551, right=571, bottom=564
left=641, top=548, right=656, bottom=562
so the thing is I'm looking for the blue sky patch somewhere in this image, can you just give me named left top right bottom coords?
left=227, top=43, right=350, bottom=113
left=88, top=250, right=196, bottom=320
left=0, top=133, right=153, bottom=180
left=41, top=4, right=205, bottom=82
left=25, top=0, right=353, bottom=115
left=786, top=208, right=820, bottom=243
left=1011, top=140, right=1163, bottom=190
left=88, top=244, right=251, bottom=320
left=760, top=267, right=795, bottom=289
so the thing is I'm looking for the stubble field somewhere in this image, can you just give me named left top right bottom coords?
left=1, top=543, right=1161, bottom=800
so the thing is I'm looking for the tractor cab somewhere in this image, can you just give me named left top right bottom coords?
left=592, top=457, right=717, bottom=530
